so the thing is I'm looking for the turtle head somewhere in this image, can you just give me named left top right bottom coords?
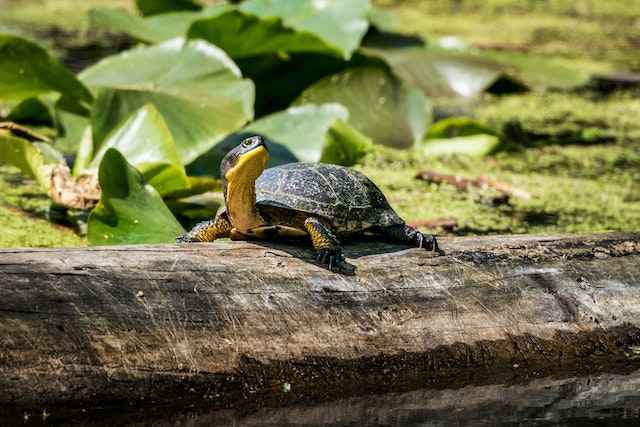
left=221, top=135, right=269, bottom=185
left=220, top=136, right=269, bottom=232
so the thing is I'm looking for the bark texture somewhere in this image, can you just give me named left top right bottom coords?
left=1, top=233, right=640, bottom=408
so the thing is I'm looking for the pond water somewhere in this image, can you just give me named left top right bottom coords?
left=7, top=369, right=640, bottom=426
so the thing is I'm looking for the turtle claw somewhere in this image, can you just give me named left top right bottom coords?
left=416, top=232, right=445, bottom=256
left=316, top=249, right=356, bottom=275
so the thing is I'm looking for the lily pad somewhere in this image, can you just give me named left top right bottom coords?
left=90, top=8, right=194, bottom=43
left=0, top=35, right=92, bottom=106
left=296, top=66, right=429, bottom=148
left=188, top=103, right=372, bottom=177
left=55, top=108, right=91, bottom=156
left=420, top=134, right=502, bottom=158
left=0, top=128, right=63, bottom=190
left=136, top=0, right=201, bottom=16
left=89, top=5, right=229, bottom=44
left=363, top=47, right=527, bottom=98
left=80, top=37, right=254, bottom=164
left=481, top=50, right=591, bottom=90
left=188, top=10, right=338, bottom=59
left=87, top=104, right=189, bottom=196
left=367, top=6, right=401, bottom=34
left=238, top=0, right=370, bottom=59
left=88, top=148, right=184, bottom=245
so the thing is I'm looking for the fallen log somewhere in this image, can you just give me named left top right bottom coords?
left=1, top=233, right=640, bottom=411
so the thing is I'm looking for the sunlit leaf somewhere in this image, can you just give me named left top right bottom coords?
left=481, top=50, right=591, bottom=90
left=238, top=0, right=370, bottom=59
left=420, top=134, right=502, bottom=158
left=89, top=5, right=229, bottom=44
left=0, top=129, right=63, bottom=190
left=296, top=66, right=430, bottom=148
left=363, top=47, right=527, bottom=98
left=80, top=37, right=254, bottom=164
left=188, top=10, right=338, bottom=58
left=88, top=148, right=184, bottom=245
left=55, top=108, right=91, bottom=156
left=425, top=117, right=497, bottom=139
left=87, top=104, right=189, bottom=196
left=0, top=35, right=92, bottom=106
left=367, top=6, right=401, bottom=34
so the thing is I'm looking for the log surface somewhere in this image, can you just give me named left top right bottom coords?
left=1, top=233, right=640, bottom=408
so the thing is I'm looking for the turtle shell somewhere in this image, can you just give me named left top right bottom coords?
left=255, top=163, right=404, bottom=232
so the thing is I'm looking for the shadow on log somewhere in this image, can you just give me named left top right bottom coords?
left=1, top=233, right=640, bottom=414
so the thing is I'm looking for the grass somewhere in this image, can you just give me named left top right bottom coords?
left=1, top=0, right=639, bottom=247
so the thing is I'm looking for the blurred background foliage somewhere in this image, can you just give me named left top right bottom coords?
left=0, top=0, right=639, bottom=247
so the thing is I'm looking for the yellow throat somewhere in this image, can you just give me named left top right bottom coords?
left=224, top=145, right=269, bottom=233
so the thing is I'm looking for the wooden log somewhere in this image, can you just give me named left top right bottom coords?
left=1, top=233, right=640, bottom=410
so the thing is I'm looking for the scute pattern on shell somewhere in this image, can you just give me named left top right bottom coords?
left=255, top=163, right=404, bottom=232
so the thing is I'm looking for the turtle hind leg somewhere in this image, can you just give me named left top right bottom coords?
left=176, top=213, right=232, bottom=243
left=304, top=217, right=355, bottom=275
left=380, top=224, right=444, bottom=255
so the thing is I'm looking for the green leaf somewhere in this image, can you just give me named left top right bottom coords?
left=426, top=117, right=497, bottom=139
left=90, top=8, right=194, bottom=43
left=136, top=0, right=201, bottom=16
left=238, top=52, right=355, bottom=117
left=7, top=98, right=54, bottom=127
left=87, top=104, right=189, bottom=196
left=80, top=37, right=254, bottom=164
left=0, top=129, right=63, bottom=190
left=245, top=103, right=371, bottom=164
left=296, top=66, right=430, bottom=148
left=365, top=47, right=589, bottom=97
left=0, top=35, right=92, bottom=106
left=55, top=108, right=91, bottom=156
left=420, top=134, right=502, bottom=158
left=188, top=10, right=339, bottom=58
left=187, top=104, right=371, bottom=177
left=88, top=148, right=184, bottom=245
left=367, top=6, right=401, bottom=33
left=363, top=47, right=527, bottom=98
left=89, top=5, right=229, bottom=44
left=238, top=0, right=370, bottom=59
left=480, top=50, right=591, bottom=90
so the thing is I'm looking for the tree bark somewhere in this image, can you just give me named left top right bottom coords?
left=1, top=233, right=640, bottom=409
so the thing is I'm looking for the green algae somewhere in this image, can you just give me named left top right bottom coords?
left=358, top=141, right=640, bottom=235
left=0, top=166, right=85, bottom=247
left=476, top=92, right=640, bottom=146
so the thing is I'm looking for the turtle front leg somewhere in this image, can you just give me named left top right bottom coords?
left=304, top=217, right=355, bottom=275
left=176, top=213, right=232, bottom=243
left=380, top=224, right=445, bottom=255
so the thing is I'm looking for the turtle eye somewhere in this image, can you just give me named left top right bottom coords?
left=242, top=139, right=254, bottom=148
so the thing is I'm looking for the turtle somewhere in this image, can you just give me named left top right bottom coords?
left=177, top=135, right=443, bottom=273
